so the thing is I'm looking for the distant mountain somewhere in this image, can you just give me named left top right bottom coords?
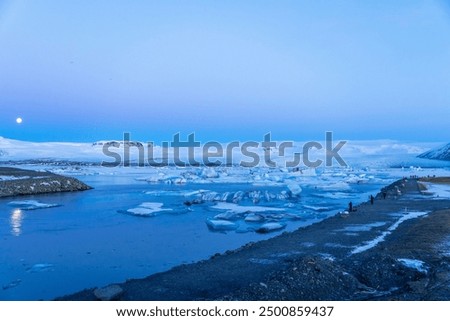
left=418, top=143, right=450, bottom=161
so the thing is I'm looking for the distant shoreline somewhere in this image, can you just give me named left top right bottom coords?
left=59, top=177, right=450, bottom=301
left=0, top=167, right=92, bottom=198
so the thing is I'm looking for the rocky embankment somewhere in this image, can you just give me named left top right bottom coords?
left=0, top=167, right=92, bottom=197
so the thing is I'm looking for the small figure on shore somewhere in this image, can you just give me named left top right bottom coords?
left=370, top=195, right=374, bottom=205
left=348, top=201, right=353, bottom=212
left=382, top=191, right=387, bottom=199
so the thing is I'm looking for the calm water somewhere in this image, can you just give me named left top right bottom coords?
left=0, top=174, right=385, bottom=300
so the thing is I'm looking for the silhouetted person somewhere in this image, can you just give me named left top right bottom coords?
left=370, top=195, right=374, bottom=205
left=348, top=201, right=353, bottom=212
left=382, top=191, right=387, bottom=199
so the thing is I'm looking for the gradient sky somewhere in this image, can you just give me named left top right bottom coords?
left=1, top=0, right=449, bottom=142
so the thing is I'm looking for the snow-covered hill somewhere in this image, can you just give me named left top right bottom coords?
left=0, top=136, right=440, bottom=168
left=418, top=143, right=450, bottom=161
left=0, top=136, right=104, bottom=162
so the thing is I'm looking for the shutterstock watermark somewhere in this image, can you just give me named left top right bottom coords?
left=100, top=132, right=347, bottom=168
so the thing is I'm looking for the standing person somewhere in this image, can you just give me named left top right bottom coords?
left=348, top=201, right=353, bottom=212
left=370, top=195, right=374, bottom=205
left=382, top=191, right=387, bottom=199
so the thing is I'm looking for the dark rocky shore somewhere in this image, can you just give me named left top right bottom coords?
left=60, top=177, right=450, bottom=301
left=0, top=167, right=92, bottom=197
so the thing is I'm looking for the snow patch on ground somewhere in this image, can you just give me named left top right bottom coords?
left=338, top=222, right=387, bottom=232
left=351, top=211, right=429, bottom=254
left=421, top=182, right=450, bottom=199
left=397, top=258, right=428, bottom=273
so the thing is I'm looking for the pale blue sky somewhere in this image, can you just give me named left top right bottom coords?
left=0, top=0, right=449, bottom=142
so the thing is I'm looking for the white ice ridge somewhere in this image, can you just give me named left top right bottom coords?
left=210, top=203, right=285, bottom=214
left=351, top=211, right=429, bottom=254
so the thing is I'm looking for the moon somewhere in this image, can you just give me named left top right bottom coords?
left=16, top=117, right=23, bottom=124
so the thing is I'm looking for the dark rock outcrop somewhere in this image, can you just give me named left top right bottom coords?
left=0, top=167, right=92, bottom=197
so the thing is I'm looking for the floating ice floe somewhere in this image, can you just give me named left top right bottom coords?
left=145, top=190, right=189, bottom=196
left=244, top=213, right=265, bottom=222
left=345, top=176, right=369, bottom=184
left=255, top=222, right=286, bottom=233
left=183, top=189, right=211, bottom=197
left=201, top=167, right=219, bottom=179
left=214, top=211, right=241, bottom=221
left=121, top=202, right=172, bottom=217
left=317, top=182, right=351, bottom=192
left=397, top=258, right=429, bottom=273
left=302, top=205, right=332, bottom=212
left=206, top=219, right=239, bottom=231
left=8, top=200, right=61, bottom=210
left=2, top=279, right=22, bottom=290
left=27, top=263, right=54, bottom=273
left=287, top=183, right=302, bottom=196
left=211, top=203, right=285, bottom=214
left=312, top=192, right=354, bottom=200
left=184, top=189, right=290, bottom=204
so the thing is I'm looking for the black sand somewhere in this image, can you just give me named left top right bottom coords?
left=60, top=177, right=450, bottom=300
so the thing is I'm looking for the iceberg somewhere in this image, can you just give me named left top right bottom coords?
left=205, top=219, right=239, bottom=231
left=302, top=205, right=332, bottom=212
left=287, top=183, right=302, bottom=196
left=244, top=213, right=265, bottom=222
left=201, top=167, right=219, bottom=179
left=121, top=202, right=172, bottom=217
left=211, top=203, right=285, bottom=214
left=255, top=222, right=286, bottom=233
